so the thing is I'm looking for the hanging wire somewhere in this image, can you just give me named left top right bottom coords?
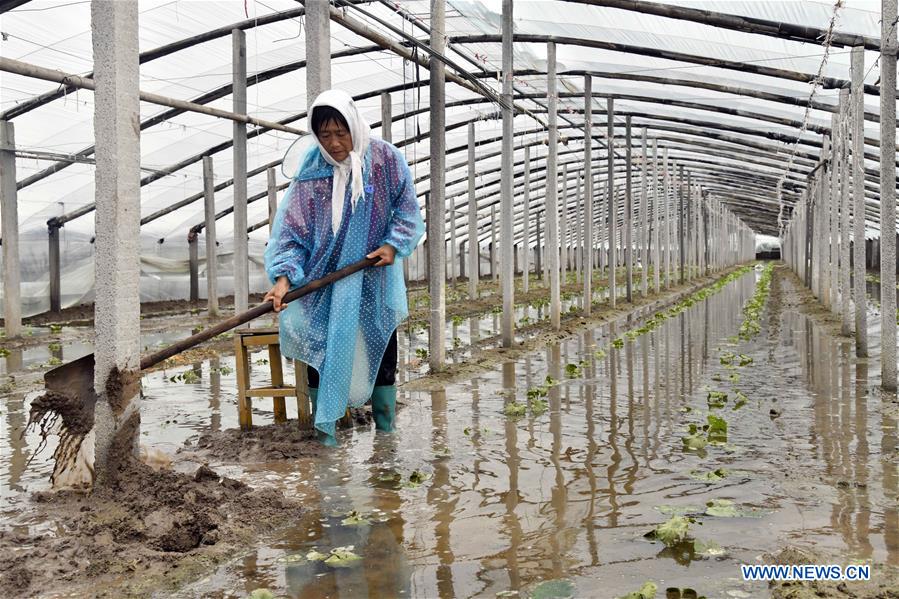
left=776, top=0, right=844, bottom=236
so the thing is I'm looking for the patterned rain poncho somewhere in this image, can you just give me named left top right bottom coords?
left=265, top=90, right=425, bottom=439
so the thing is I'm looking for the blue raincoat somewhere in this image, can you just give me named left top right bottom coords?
left=265, top=128, right=424, bottom=438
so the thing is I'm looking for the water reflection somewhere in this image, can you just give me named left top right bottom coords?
left=10, top=269, right=899, bottom=597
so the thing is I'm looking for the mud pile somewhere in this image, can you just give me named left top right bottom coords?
left=0, top=458, right=304, bottom=597
left=184, top=408, right=372, bottom=462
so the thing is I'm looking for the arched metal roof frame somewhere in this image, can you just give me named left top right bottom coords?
left=2, top=0, right=895, bottom=244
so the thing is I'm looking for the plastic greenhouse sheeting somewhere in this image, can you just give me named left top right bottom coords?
left=0, top=0, right=894, bottom=313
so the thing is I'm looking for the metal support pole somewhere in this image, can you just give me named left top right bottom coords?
left=881, top=0, right=897, bottom=390
left=91, top=0, right=141, bottom=482
left=232, top=29, right=249, bottom=317
left=467, top=122, right=478, bottom=299
left=429, top=0, right=447, bottom=369
left=0, top=121, right=21, bottom=336
left=583, top=76, right=593, bottom=315
left=535, top=214, right=542, bottom=280
left=523, top=147, right=531, bottom=293
left=547, top=42, right=561, bottom=328
left=305, top=0, right=331, bottom=108
left=625, top=115, right=633, bottom=302
left=851, top=46, right=868, bottom=356
left=575, top=173, right=582, bottom=284
left=607, top=98, right=617, bottom=308
left=203, top=156, right=218, bottom=316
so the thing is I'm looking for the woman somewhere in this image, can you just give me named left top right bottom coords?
left=264, top=89, right=425, bottom=446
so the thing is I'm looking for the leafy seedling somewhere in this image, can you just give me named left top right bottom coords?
left=645, top=516, right=692, bottom=547
left=529, top=398, right=548, bottom=416
left=565, top=363, right=582, bottom=377
left=689, top=468, right=729, bottom=482
left=706, top=414, right=727, bottom=444
left=341, top=510, right=370, bottom=526
left=402, top=470, right=430, bottom=488
left=49, top=324, right=63, bottom=334
left=504, top=401, right=527, bottom=418
left=249, top=589, right=275, bottom=599
left=704, top=499, right=740, bottom=518
left=612, top=338, right=625, bottom=349
left=305, top=549, right=329, bottom=561
left=619, top=582, right=657, bottom=599
left=0, top=348, right=9, bottom=358
left=594, top=349, right=607, bottom=360
left=47, top=357, right=62, bottom=366
left=706, top=391, right=728, bottom=409
left=738, top=354, right=753, bottom=367
left=719, top=352, right=735, bottom=366
left=732, top=391, right=748, bottom=410
left=323, top=546, right=362, bottom=568
left=415, top=348, right=429, bottom=360
left=529, top=579, right=575, bottom=599
left=451, top=315, right=464, bottom=326
left=682, top=424, right=708, bottom=451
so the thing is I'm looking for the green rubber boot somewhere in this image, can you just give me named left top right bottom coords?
left=309, top=387, right=337, bottom=447
left=371, top=385, right=396, bottom=433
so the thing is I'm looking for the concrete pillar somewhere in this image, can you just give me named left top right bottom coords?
left=203, top=157, right=218, bottom=316
left=826, top=121, right=837, bottom=309
left=851, top=46, right=867, bottom=356
left=232, top=30, right=249, bottom=317
left=459, top=240, right=466, bottom=279
left=607, top=98, right=617, bottom=308
left=500, top=0, right=514, bottom=346
left=652, top=139, right=660, bottom=293
left=575, top=172, right=582, bottom=284
left=467, top=123, right=478, bottom=299
left=523, top=147, right=531, bottom=293
left=583, top=76, right=593, bottom=315
left=381, top=91, right=392, bottom=143
left=881, top=0, right=897, bottom=390
left=547, top=42, right=561, bottom=328
left=429, top=0, right=447, bottom=369
left=535, top=214, right=542, bottom=279
left=561, top=164, right=569, bottom=274
left=0, top=120, right=21, bottom=337
left=663, top=148, right=671, bottom=288
left=639, top=126, right=648, bottom=297
left=305, top=0, right=331, bottom=109
left=625, top=115, right=633, bottom=303
left=49, top=226, right=61, bottom=313
left=490, top=205, right=498, bottom=281
left=267, top=167, right=278, bottom=232
left=91, top=0, right=141, bottom=482
left=188, top=233, right=199, bottom=302
left=839, top=88, right=853, bottom=335
left=678, top=165, right=686, bottom=285
left=450, top=195, right=457, bottom=284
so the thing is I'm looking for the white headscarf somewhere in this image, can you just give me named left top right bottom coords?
left=310, top=89, right=371, bottom=234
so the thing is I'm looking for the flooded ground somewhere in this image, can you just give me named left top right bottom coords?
left=3, top=264, right=899, bottom=597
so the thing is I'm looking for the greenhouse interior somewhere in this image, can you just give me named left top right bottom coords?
left=2, top=0, right=899, bottom=596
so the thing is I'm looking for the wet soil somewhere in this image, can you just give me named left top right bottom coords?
left=0, top=455, right=304, bottom=598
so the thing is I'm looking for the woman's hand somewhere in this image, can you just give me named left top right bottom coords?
left=367, top=243, right=397, bottom=266
left=264, top=276, right=291, bottom=312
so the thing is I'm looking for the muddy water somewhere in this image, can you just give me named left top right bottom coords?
left=4, top=266, right=898, bottom=597
left=140, top=267, right=894, bottom=598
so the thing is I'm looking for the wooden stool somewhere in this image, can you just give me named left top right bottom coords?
left=234, top=329, right=312, bottom=430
